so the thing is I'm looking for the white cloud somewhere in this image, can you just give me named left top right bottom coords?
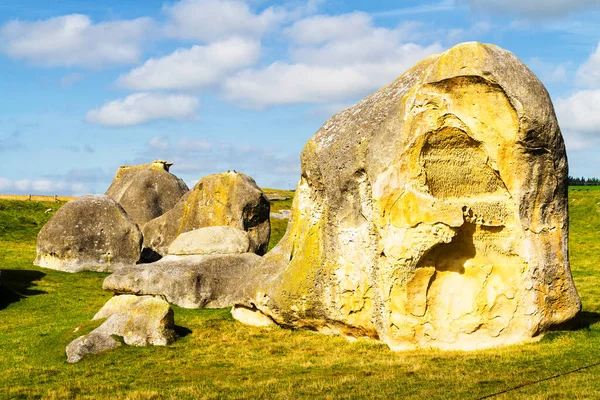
left=466, top=0, right=600, bottom=18
left=132, top=136, right=300, bottom=189
left=555, top=89, right=600, bottom=152
left=163, top=0, right=284, bottom=41
left=0, top=14, right=153, bottom=68
left=0, top=177, right=90, bottom=196
left=118, top=37, right=260, bottom=91
left=555, top=90, right=600, bottom=134
left=284, top=12, right=373, bottom=44
left=577, top=42, right=600, bottom=87
left=224, top=14, right=442, bottom=107
left=527, top=58, right=569, bottom=84
left=86, top=93, right=199, bottom=127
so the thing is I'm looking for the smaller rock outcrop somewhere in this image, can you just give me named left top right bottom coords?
left=167, top=226, right=250, bottom=255
left=66, top=295, right=175, bottom=363
left=34, top=195, right=142, bottom=272
left=105, top=160, right=189, bottom=227
left=103, top=253, right=261, bottom=308
left=142, top=171, right=270, bottom=260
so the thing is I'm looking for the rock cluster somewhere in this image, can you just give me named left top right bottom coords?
left=35, top=167, right=270, bottom=273
left=142, top=171, right=270, bottom=261
left=232, top=42, right=581, bottom=350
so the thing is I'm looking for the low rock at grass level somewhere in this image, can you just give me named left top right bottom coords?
left=34, top=195, right=142, bottom=273
left=66, top=295, right=175, bottom=363
left=270, top=210, right=291, bottom=220
left=66, top=330, right=122, bottom=363
left=103, top=254, right=261, bottom=308
left=264, top=193, right=291, bottom=201
left=167, top=226, right=250, bottom=255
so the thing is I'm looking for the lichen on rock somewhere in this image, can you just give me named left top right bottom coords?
left=232, top=42, right=581, bottom=350
left=142, top=171, right=270, bottom=260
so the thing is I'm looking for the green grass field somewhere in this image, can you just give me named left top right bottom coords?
left=1, top=190, right=599, bottom=399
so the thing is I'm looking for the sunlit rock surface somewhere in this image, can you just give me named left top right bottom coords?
left=105, top=160, right=189, bottom=227
left=233, top=42, right=581, bottom=350
left=34, top=195, right=142, bottom=272
left=142, top=171, right=270, bottom=260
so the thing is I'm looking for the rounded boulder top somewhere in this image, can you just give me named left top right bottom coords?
left=34, top=194, right=143, bottom=272
left=105, top=160, right=189, bottom=227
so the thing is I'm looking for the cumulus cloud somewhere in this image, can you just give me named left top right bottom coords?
left=118, top=37, right=260, bottom=91
left=0, top=177, right=90, bottom=196
left=135, top=136, right=300, bottom=189
left=0, top=14, right=153, bottom=68
left=577, top=42, right=600, bottom=87
left=555, top=90, right=600, bottom=134
left=555, top=89, right=600, bottom=151
left=86, top=93, right=199, bottom=127
left=527, top=58, right=569, bottom=84
left=223, top=13, right=442, bottom=108
left=465, top=0, right=600, bottom=18
left=163, top=0, right=284, bottom=41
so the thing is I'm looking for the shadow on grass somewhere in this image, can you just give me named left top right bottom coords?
left=0, top=269, right=46, bottom=310
left=174, top=325, right=192, bottom=338
left=546, top=310, right=600, bottom=334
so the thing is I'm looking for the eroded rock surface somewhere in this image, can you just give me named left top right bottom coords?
left=233, top=42, right=581, bottom=350
left=103, top=254, right=262, bottom=308
left=105, top=160, right=189, bottom=227
left=34, top=195, right=142, bottom=272
left=168, top=226, right=250, bottom=255
left=142, top=171, right=270, bottom=260
left=66, top=295, right=175, bottom=363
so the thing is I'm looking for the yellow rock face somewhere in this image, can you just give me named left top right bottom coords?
left=234, top=42, right=581, bottom=350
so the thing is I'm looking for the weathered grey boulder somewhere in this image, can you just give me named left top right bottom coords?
left=66, top=330, right=121, bottom=363
left=34, top=195, right=142, bottom=272
left=105, top=160, right=189, bottom=227
left=66, top=295, right=175, bottom=363
left=168, top=226, right=250, bottom=255
left=142, top=171, right=270, bottom=261
left=103, top=253, right=261, bottom=308
left=233, top=42, right=581, bottom=350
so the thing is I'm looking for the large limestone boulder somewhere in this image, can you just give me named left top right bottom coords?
left=34, top=195, right=142, bottom=272
left=142, top=171, right=270, bottom=260
left=103, top=253, right=262, bottom=308
left=168, top=226, right=250, bottom=255
left=105, top=160, right=189, bottom=227
left=233, top=42, right=581, bottom=350
left=66, top=295, right=175, bottom=363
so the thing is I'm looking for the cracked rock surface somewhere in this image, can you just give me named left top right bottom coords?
left=233, top=42, right=581, bottom=350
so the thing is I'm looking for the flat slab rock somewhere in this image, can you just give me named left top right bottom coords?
left=66, top=295, right=175, bottom=363
left=167, top=226, right=250, bottom=255
left=103, top=253, right=262, bottom=308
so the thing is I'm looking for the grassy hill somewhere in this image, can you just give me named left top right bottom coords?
left=0, top=190, right=599, bottom=399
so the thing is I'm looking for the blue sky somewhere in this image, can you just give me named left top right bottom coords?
left=0, top=0, right=599, bottom=194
